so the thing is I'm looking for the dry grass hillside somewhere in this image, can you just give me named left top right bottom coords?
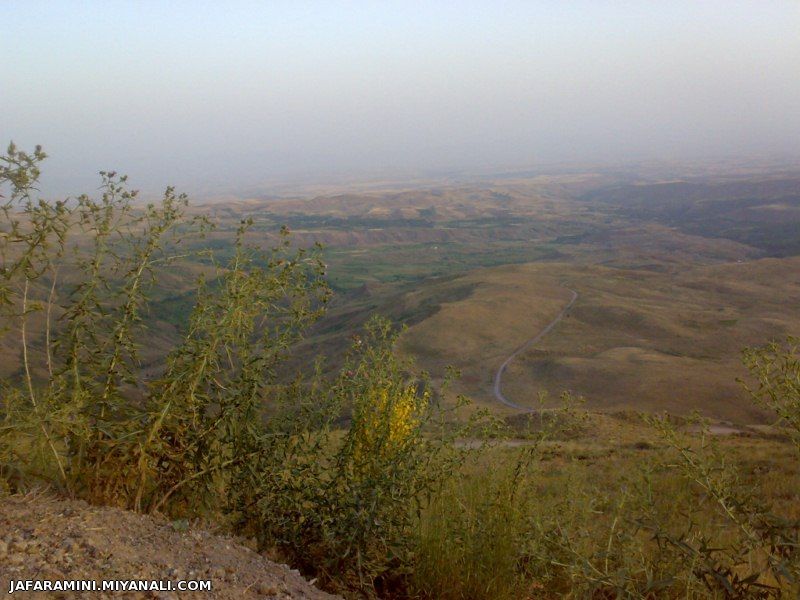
left=399, top=257, right=800, bottom=423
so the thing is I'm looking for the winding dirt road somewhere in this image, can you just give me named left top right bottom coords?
left=492, top=288, right=578, bottom=410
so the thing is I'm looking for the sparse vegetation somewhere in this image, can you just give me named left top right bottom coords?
left=2, top=145, right=799, bottom=598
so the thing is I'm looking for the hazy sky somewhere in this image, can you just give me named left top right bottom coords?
left=3, top=1, right=800, bottom=196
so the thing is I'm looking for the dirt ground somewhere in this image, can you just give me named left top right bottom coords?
left=0, top=492, right=339, bottom=599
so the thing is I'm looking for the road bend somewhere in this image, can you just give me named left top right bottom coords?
left=492, top=288, right=578, bottom=411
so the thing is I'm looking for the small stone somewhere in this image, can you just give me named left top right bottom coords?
left=210, top=567, right=225, bottom=579
left=0, top=539, right=8, bottom=556
left=256, top=583, right=278, bottom=596
left=61, top=537, right=77, bottom=551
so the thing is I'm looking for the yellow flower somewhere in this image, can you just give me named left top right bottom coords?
left=352, top=385, right=427, bottom=466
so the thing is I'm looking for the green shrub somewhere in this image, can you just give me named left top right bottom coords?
left=743, top=337, right=800, bottom=453
left=249, top=320, right=493, bottom=596
left=0, top=142, right=329, bottom=513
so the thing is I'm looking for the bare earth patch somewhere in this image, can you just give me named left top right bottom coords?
left=0, top=493, right=339, bottom=599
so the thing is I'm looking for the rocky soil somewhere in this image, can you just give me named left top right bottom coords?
left=0, top=492, right=339, bottom=599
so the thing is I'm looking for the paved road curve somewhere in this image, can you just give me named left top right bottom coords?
left=492, top=288, right=578, bottom=411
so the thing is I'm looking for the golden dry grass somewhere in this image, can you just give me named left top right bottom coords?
left=400, top=257, right=800, bottom=423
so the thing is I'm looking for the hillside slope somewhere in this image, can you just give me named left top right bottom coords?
left=0, top=494, right=338, bottom=599
left=398, top=257, right=800, bottom=422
